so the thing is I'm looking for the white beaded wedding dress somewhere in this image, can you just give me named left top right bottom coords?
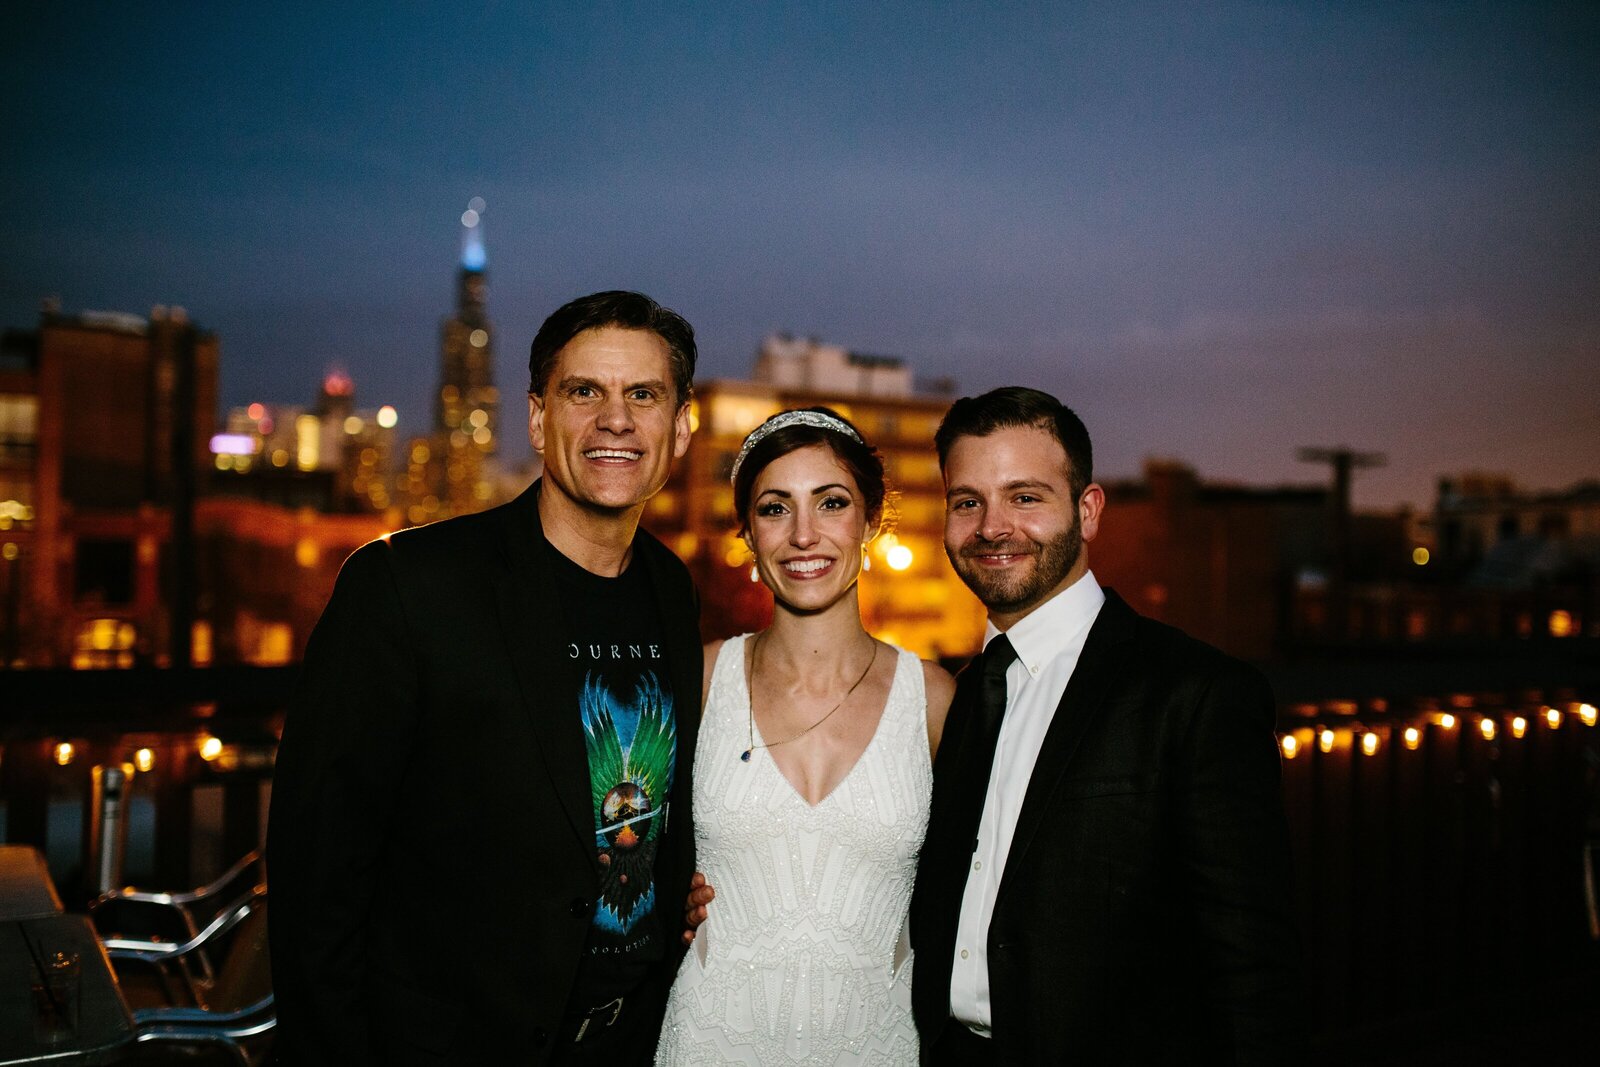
left=656, top=635, right=931, bottom=1065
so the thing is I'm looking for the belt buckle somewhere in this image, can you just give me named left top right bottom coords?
left=573, top=996, right=624, bottom=1043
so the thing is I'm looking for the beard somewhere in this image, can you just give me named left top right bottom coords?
left=948, top=517, right=1083, bottom=616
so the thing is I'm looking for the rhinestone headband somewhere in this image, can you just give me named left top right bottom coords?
left=730, top=410, right=864, bottom=484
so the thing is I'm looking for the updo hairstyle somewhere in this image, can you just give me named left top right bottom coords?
left=732, top=407, right=888, bottom=539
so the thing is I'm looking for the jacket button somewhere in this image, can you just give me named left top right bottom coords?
left=570, top=897, right=589, bottom=917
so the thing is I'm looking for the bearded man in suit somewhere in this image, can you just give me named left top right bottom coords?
left=910, top=386, right=1301, bottom=1065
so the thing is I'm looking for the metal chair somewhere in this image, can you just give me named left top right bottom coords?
left=90, top=849, right=265, bottom=986
left=106, top=887, right=275, bottom=1066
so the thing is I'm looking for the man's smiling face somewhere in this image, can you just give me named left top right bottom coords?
left=942, top=423, right=1101, bottom=629
left=529, top=325, right=691, bottom=516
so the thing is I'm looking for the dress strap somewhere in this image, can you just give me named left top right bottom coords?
left=705, top=633, right=751, bottom=729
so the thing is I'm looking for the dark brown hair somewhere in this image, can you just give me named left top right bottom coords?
left=935, top=386, right=1093, bottom=498
left=527, top=290, right=696, bottom=405
left=732, top=408, right=887, bottom=537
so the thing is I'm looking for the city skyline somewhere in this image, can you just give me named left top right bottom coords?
left=5, top=2, right=1597, bottom=509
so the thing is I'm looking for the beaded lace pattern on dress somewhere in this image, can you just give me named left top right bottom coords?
left=656, top=635, right=931, bottom=1065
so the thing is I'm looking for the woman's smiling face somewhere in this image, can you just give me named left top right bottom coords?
left=746, top=443, right=871, bottom=613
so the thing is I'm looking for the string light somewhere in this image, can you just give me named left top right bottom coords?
left=199, top=735, right=223, bottom=761
left=134, top=748, right=155, bottom=773
left=53, top=742, right=75, bottom=766
left=1277, top=696, right=1596, bottom=771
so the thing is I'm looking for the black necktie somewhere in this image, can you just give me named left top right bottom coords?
left=967, top=634, right=1019, bottom=800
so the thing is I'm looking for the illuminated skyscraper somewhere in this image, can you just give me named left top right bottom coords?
left=433, top=197, right=498, bottom=515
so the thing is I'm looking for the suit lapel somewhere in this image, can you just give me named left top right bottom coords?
left=493, top=482, right=598, bottom=871
left=995, top=591, right=1139, bottom=902
left=938, top=662, right=995, bottom=851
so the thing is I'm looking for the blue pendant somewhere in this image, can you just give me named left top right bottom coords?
left=740, top=750, right=752, bottom=762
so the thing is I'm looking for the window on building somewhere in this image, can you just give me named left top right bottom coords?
left=1539, top=513, right=1569, bottom=539
left=74, top=539, right=135, bottom=605
left=0, top=394, right=38, bottom=461
left=0, top=471, right=32, bottom=530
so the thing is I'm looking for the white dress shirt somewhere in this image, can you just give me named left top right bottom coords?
left=948, top=569, right=1105, bottom=1032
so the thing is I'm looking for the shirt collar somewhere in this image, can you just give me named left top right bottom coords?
left=984, top=569, right=1105, bottom=677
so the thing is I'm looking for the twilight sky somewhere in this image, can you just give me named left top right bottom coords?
left=4, top=1, right=1597, bottom=509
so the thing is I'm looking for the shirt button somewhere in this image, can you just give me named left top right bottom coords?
left=973, top=860, right=982, bottom=871
left=960, top=949, right=969, bottom=959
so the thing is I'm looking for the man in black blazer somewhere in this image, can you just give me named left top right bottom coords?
left=268, top=291, right=703, bottom=1065
left=911, top=387, right=1300, bottom=1065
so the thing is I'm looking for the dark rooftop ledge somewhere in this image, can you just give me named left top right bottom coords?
left=0, top=664, right=298, bottom=726
left=1262, top=636, right=1600, bottom=706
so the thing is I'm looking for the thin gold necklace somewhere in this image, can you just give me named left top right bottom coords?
left=741, top=633, right=879, bottom=762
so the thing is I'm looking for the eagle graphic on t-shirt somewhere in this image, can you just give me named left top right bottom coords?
left=581, top=671, right=676, bottom=937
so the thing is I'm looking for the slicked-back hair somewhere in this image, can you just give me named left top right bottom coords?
left=934, top=386, right=1094, bottom=499
left=733, top=408, right=887, bottom=538
left=527, top=290, right=697, bottom=405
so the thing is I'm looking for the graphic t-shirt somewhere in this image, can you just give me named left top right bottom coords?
left=547, top=541, right=677, bottom=1006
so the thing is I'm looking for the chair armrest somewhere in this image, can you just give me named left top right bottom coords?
left=90, top=895, right=201, bottom=945
left=106, top=886, right=265, bottom=961
left=106, top=941, right=185, bottom=959
left=133, top=993, right=274, bottom=1027
left=93, top=849, right=264, bottom=909
left=133, top=1028, right=254, bottom=1067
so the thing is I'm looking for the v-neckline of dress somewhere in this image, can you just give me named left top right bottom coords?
left=740, top=635, right=903, bottom=810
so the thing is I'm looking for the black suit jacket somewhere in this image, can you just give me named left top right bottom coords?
left=267, top=481, right=701, bottom=1065
left=910, top=589, right=1300, bottom=1065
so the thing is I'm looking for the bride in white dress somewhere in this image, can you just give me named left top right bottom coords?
left=656, top=408, right=954, bottom=1066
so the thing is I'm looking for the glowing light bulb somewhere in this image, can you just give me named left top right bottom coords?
left=1580, top=704, right=1597, bottom=727
left=886, top=545, right=913, bottom=571
left=1545, top=707, right=1562, bottom=729
left=1511, top=716, right=1527, bottom=739
left=1403, top=727, right=1421, bottom=750
left=1280, top=735, right=1298, bottom=759
left=54, top=742, right=75, bottom=766
left=1479, top=718, right=1496, bottom=741
left=1318, top=728, right=1336, bottom=753
left=134, top=748, right=155, bottom=773
left=1438, top=713, right=1456, bottom=730
left=199, top=736, right=223, bottom=761
left=1361, top=732, right=1380, bottom=756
